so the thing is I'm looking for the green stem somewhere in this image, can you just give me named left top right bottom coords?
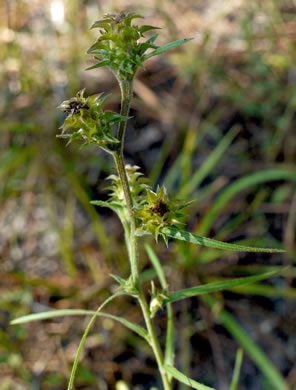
left=113, top=151, right=139, bottom=284
left=113, top=77, right=171, bottom=390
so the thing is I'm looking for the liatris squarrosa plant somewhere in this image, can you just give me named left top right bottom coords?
left=11, top=11, right=286, bottom=390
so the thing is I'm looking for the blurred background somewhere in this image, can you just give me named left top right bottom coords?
left=0, top=0, right=296, bottom=389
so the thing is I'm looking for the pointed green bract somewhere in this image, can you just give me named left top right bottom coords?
left=86, top=60, right=110, bottom=71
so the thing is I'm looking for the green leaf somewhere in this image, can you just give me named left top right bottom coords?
left=11, top=308, right=149, bottom=342
left=11, top=310, right=95, bottom=324
left=90, top=20, right=110, bottom=30
left=147, top=33, right=159, bottom=44
left=106, top=313, right=149, bottom=342
left=145, top=244, right=168, bottom=289
left=230, top=349, right=244, bottom=390
left=90, top=200, right=114, bottom=208
left=162, top=226, right=285, bottom=253
left=203, top=295, right=289, bottom=390
left=103, top=112, right=131, bottom=124
left=145, top=245, right=174, bottom=367
left=197, top=168, right=296, bottom=236
left=142, top=38, right=193, bottom=61
left=178, top=126, right=240, bottom=198
left=86, top=60, right=109, bottom=71
left=164, top=270, right=282, bottom=304
left=163, top=365, right=215, bottom=390
left=67, top=292, right=122, bottom=390
left=140, top=25, right=161, bottom=35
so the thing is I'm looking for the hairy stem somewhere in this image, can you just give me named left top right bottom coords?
left=113, top=77, right=171, bottom=390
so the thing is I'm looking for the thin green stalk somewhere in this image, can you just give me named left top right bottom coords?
left=113, top=151, right=139, bottom=283
left=138, top=291, right=172, bottom=390
left=113, top=77, right=171, bottom=390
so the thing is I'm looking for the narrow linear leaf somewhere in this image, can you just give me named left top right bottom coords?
left=104, top=313, right=149, bottom=342
left=86, top=60, right=109, bottom=71
left=163, top=365, right=215, bottom=390
left=145, top=245, right=174, bottom=367
left=140, top=25, right=161, bottom=34
left=11, top=309, right=149, bottom=342
left=90, top=200, right=118, bottom=208
left=197, top=168, right=296, bottom=236
left=178, top=126, right=240, bottom=198
left=145, top=244, right=168, bottom=289
left=164, top=270, right=281, bottom=304
left=163, top=227, right=285, bottom=253
left=203, top=295, right=289, bottom=390
left=229, top=283, right=296, bottom=300
left=230, top=349, right=244, bottom=390
left=11, top=309, right=95, bottom=324
left=142, top=38, right=193, bottom=61
left=68, top=292, right=122, bottom=390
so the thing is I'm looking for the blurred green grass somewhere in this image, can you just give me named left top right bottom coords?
left=1, top=0, right=296, bottom=389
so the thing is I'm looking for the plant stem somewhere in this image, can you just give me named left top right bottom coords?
left=113, top=151, right=139, bottom=284
left=138, top=291, right=172, bottom=390
left=113, top=77, right=171, bottom=390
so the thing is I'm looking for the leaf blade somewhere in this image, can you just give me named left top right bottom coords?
left=11, top=308, right=149, bottom=342
left=145, top=245, right=174, bottom=367
left=142, top=38, right=193, bottom=61
left=197, top=168, right=296, bottom=236
left=163, top=365, right=215, bottom=390
left=67, top=292, right=122, bottom=390
left=162, top=226, right=285, bottom=253
left=86, top=60, right=109, bottom=71
left=230, top=348, right=244, bottom=390
left=165, top=270, right=282, bottom=304
left=203, top=295, right=289, bottom=390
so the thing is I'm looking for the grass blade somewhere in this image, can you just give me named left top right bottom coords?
left=165, top=270, right=281, bottom=304
left=163, top=365, right=215, bottom=390
left=197, top=168, right=296, bottom=236
left=142, top=38, right=193, bottom=61
left=203, top=295, right=289, bottom=390
left=145, top=245, right=174, bottom=367
left=230, top=348, right=244, bottom=390
left=163, top=227, right=285, bottom=253
left=178, top=126, right=239, bottom=198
